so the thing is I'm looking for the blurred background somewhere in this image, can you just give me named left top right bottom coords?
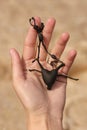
left=0, top=0, right=87, bottom=130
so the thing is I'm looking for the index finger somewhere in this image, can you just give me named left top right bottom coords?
left=23, top=17, right=41, bottom=62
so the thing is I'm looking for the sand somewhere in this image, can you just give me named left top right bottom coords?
left=0, top=0, right=87, bottom=130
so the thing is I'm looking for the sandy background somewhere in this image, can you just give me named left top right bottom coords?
left=0, top=0, right=87, bottom=130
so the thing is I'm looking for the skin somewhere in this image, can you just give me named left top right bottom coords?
left=10, top=16, right=77, bottom=130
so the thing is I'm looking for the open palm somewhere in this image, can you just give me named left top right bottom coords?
left=10, top=17, right=77, bottom=119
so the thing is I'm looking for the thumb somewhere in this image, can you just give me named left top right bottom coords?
left=10, top=48, right=25, bottom=83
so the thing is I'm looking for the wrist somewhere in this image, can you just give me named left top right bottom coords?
left=27, top=112, right=63, bottom=130
left=28, top=113, right=49, bottom=130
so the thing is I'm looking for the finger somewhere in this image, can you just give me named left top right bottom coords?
left=10, top=48, right=25, bottom=83
left=61, top=49, right=77, bottom=74
left=40, top=18, right=56, bottom=61
left=51, top=32, right=70, bottom=58
left=23, top=17, right=41, bottom=63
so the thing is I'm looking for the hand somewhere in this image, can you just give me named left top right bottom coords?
left=10, top=17, right=77, bottom=130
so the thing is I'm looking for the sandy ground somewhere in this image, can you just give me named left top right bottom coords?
left=0, top=0, right=87, bottom=130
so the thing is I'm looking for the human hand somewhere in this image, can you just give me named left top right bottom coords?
left=10, top=17, right=77, bottom=130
